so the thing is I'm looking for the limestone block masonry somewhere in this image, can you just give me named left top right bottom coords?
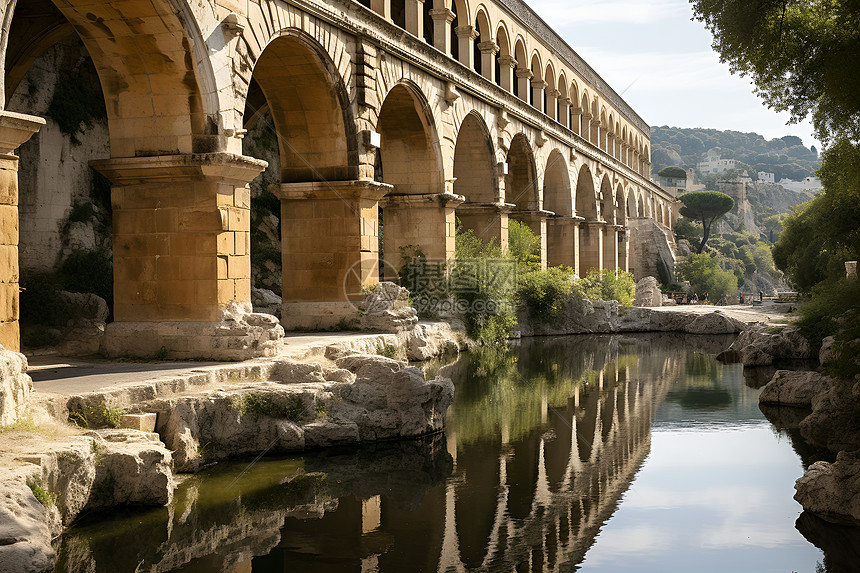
left=1, top=0, right=678, bottom=357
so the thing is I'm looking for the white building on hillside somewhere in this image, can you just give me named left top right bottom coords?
left=757, top=171, right=775, bottom=183
left=697, top=155, right=737, bottom=174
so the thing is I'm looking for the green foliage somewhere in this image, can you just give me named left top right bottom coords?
left=377, top=343, right=400, bottom=359
left=453, top=223, right=516, bottom=346
left=578, top=269, right=636, bottom=307
left=197, top=441, right=212, bottom=459
left=658, top=166, right=687, bottom=179
left=679, top=191, right=735, bottom=253
left=691, top=0, right=860, bottom=146
left=67, top=411, right=87, bottom=428
left=650, top=126, right=821, bottom=180
left=237, top=393, right=307, bottom=422
left=674, top=217, right=703, bottom=242
left=398, top=245, right=446, bottom=319
left=507, top=219, right=541, bottom=270
left=795, top=278, right=860, bottom=380
left=101, top=407, right=124, bottom=429
left=26, top=477, right=57, bottom=507
left=677, top=253, right=739, bottom=299
left=516, top=266, right=574, bottom=325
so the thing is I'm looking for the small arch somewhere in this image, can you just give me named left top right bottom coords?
left=599, top=175, right=613, bottom=223
left=454, top=111, right=497, bottom=204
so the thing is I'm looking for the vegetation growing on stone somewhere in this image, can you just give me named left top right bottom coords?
left=26, top=477, right=57, bottom=507
left=237, top=393, right=307, bottom=422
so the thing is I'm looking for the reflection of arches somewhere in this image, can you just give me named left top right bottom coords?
left=249, top=31, right=356, bottom=182
left=506, top=134, right=538, bottom=212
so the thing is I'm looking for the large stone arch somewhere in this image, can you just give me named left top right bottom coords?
left=378, top=81, right=455, bottom=277
left=8, top=0, right=220, bottom=158
left=507, top=133, right=545, bottom=265
left=454, top=111, right=505, bottom=248
left=576, top=165, right=602, bottom=275
left=544, top=149, right=575, bottom=268
left=247, top=29, right=358, bottom=183
left=252, top=29, right=368, bottom=323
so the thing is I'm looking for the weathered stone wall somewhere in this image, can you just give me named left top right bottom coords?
left=9, top=37, right=110, bottom=273
left=0, top=346, right=30, bottom=426
left=627, top=216, right=676, bottom=284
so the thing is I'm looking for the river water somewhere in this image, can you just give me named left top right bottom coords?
left=54, top=333, right=856, bottom=572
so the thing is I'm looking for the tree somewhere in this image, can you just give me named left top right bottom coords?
left=677, top=253, right=739, bottom=300
left=691, top=0, right=860, bottom=146
left=658, top=166, right=687, bottom=179
left=678, top=191, right=735, bottom=253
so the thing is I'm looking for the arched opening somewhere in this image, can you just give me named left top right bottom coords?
left=575, top=166, right=601, bottom=275
left=543, top=63, right=556, bottom=120
left=377, top=83, right=449, bottom=279
left=474, top=9, right=492, bottom=77
left=6, top=0, right=234, bottom=354
left=244, top=32, right=358, bottom=315
left=392, top=0, right=407, bottom=29
left=599, top=177, right=616, bottom=271
left=506, top=134, right=538, bottom=213
left=514, top=39, right=527, bottom=100
left=557, top=74, right=568, bottom=127
left=529, top=53, right=542, bottom=110
left=544, top=151, right=575, bottom=268
left=569, top=82, right=580, bottom=135
left=423, top=1, right=434, bottom=45
left=615, top=184, right=628, bottom=271
left=496, top=25, right=511, bottom=90
left=453, top=113, right=503, bottom=247
left=6, top=0, right=112, bottom=351
left=507, top=134, right=544, bottom=265
left=245, top=33, right=365, bottom=329
left=580, top=92, right=590, bottom=138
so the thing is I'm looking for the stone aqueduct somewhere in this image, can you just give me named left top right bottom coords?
left=0, top=0, right=677, bottom=354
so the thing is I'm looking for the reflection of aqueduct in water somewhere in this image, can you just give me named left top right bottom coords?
left=431, top=337, right=679, bottom=572
left=1, top=0, right=677, bottom=354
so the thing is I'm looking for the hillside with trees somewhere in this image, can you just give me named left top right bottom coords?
left=650, top=126, right=820, bottom=182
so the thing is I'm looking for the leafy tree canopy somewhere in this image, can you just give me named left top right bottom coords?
left=658, top=166, right=687, bottom=179
left=679, top=191, right=735, bottom=253
left=691, top=0, right=860, bottom=145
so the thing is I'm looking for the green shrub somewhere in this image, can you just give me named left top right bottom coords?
left=26, top=477, right=57, bottom=507
left=237, top=393, right=307, bottom=422
left=677, top=253, right=739, bottom=299
left=517, top=266, right=574, bottom=324
left=102, top=407, right=124, bottom=428
left=453, top=224, right=517, bottom=345
left=579, top=269, right=636, bottom=306
left=508, top=219, right=541, bottom=270
left=796, top=278, right=860, bottom=380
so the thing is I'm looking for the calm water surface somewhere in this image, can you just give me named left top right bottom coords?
left=55, top=334, right=855, bottom=572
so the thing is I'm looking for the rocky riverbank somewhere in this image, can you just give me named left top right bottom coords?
left=0, top=321, right=460, bottom=573
left=727, top=325, right=860, bottom=525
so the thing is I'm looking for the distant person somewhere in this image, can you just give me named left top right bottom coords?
left=691, top=293, right=699, bottom=304
left=740, top=292, right=744, bottom=304
left=759, top=291, right=764, bottom=302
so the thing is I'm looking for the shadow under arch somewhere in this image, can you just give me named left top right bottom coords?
left=376, top=81, right=452, bottom=279
left=245, top=28, right=359, bottom=183
left=575, top=165, right=602, bottom=275
left=453, top=111, right=505, bottom=248
left=544, top=149, right=575, bottom=268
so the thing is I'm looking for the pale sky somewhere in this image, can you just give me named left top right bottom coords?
left=526, top=0, right=820, bottom=148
